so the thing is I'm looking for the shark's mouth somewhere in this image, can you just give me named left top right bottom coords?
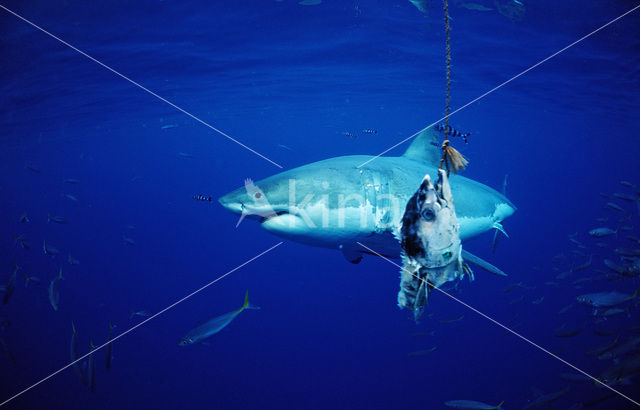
left=259, top=210, right=289, bottom=224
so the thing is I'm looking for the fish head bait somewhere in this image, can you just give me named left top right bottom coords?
left=399, top=169, right=469, bottom=320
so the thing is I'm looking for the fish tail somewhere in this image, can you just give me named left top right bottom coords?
left=494, top=401, right=505, bottom=409
left=243, top=290, right=260, bottom=310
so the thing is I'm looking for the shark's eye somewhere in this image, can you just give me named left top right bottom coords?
left=442, top=250, right=452, bottom=260
left=255, top=192, right=262, bottom=199
left=421, top=208, right=435, bottom=221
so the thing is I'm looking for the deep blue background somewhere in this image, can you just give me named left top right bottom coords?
left=1, top=0, right=639, bottom=408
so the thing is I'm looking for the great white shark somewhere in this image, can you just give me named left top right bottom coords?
left=219, top=128, right=515, bottom=274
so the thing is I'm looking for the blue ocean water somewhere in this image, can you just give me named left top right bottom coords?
left=1, top=0, right=639, bottom=408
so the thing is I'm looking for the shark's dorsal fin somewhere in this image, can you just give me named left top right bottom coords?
left=402, top=128, right=441, bottom=166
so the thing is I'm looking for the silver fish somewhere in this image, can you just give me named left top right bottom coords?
left=531, top=296, right=545, bottom=305
left=24, top=162, right=41, bottom=173
left=577, top=288, right=639, bottom=308
left=599, top=307, right=627, bottom=318
left=88, top=341, right=95, bottom=392
left=604, top=202, right=625, bottom=212
left=398, top=170, right=472, bottom=320
left=68, top=254, right=80, bottom=266
left=614, top=248, right=640, bottom=257
left=598, top=336, right=640, bottom=361
left=178, top=291, right=259, bottom=346
left=554, top=323, right=585, bottom=338
left=589, top=228, right=617, bottom=237
left=13, top=234, right=30, bottom=250
left=598, top=354, right=640, bottom=386
left=23, top=273, right=41, bottom=288
left=276, top=144, right=293, bottom=151
left=70, top=322, right=87, bottom=386
left=613, top=193, right=637, bottom=202
left=603, top=259, right=626, bottom=275
left=48, top=268, right=63, bottom=311
left=558, top=304, right=573, bottom=314
left=43, top=240, right=60, bottom=256
left=586, top=336, right=620, bottom=357
left=407, top=346, right=437, bottom=356
left=572, top=256, right=592, bottom=272
left=47, top=214, right=68, bottom=224
left=0, top=337, right=17, bottom=365
left=2, top=263, right=18, bottom=305
left=523, top=386, right=569, bottom=409
left=439, top=315, right=464, bottom=324
left=105, top=323, right=114, bottom=371
left=129, top=310, right=151, bottom=320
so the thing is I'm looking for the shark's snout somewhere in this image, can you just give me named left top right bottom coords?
left=218, top=190, right=244, bottom=214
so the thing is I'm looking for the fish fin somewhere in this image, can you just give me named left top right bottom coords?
left=242, top=290, right=260, bottom=310
left=494, top=400, right=504, bottom=409
left=492, top=222, right=509, bottom=238
left=491, top=228, right=501, bottom=254
left=501, top=174, right=508, bottom=196
left=632, top=286, right=640, bottom=299
left=243, top=290, right=249, bottom=309
left=235, top=213, right=247, bottom=228
left=461, top=250, right=507, bottom=277
left=341, top=248, right=363, bottom=264
left=401, top=127, right=441, bottom=167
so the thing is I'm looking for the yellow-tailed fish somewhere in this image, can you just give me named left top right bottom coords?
left=179, top=291, right=259, bottom=346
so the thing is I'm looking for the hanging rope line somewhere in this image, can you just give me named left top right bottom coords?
left=439, top=0, right=468, bottom=175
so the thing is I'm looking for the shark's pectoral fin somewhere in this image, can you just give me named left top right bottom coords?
left=461, top=249, right=507, bottom=277
left=341, top=248, right=363, bottom=264
left=491, top=229, right=501, bottom=254
left=492, top=222, right=509, bottom=238
left=491, top=222, right=508, bottom=254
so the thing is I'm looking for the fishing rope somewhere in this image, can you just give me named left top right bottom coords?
left=439, top=0, right=468, bottom=175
